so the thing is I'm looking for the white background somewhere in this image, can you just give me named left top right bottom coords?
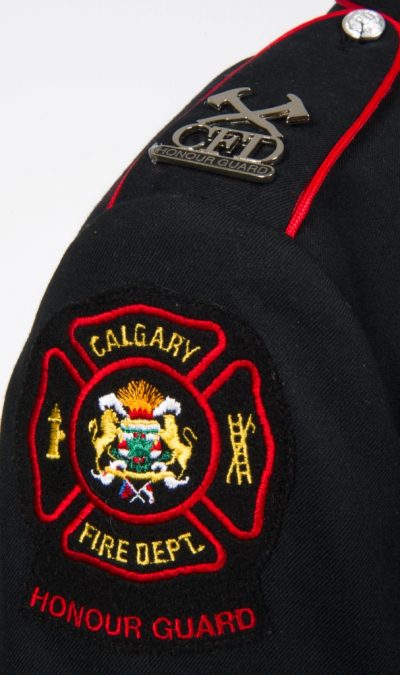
left=0, top=0, right=330, bottom=409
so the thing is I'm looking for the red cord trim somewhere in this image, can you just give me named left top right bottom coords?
left=335, top=1, right=369, bottom=10
left=61, top=503, right=226, bottom=581
left=105, top=11, right=348, bottom=210
left=106, top=160, right=138, bottom=210
left=202, top=360, right=276, bottom=539
left=286, top=10, right=400, bottom=237
left=69, top=303, right=227, bottom=381
left=69, top=357, right=220, bottom=525
left=335, top=1, right=398, bottom=21
left=28, top=348, right=84, bottom=522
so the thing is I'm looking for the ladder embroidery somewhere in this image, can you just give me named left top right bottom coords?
left=226, top=413, right=256, bottom=485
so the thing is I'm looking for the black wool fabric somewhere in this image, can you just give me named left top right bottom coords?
left=1, top=1, right=400, bottom=673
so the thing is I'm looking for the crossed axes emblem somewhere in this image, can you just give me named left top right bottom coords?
left=150, top=86, right=310, bottom=182
left=197, top=87, right=310, bottom=138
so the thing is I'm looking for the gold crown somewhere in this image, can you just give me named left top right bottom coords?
left=117, top=379, right=163, bottom=417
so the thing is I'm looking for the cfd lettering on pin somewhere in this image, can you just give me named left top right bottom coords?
left=150, top=87, right=310, bottom=182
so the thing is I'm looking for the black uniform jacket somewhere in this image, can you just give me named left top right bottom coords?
left=1, top=1, right=400, bottom=673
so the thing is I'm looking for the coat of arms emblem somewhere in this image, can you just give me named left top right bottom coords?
left=89, top=379, right=196, bottom=505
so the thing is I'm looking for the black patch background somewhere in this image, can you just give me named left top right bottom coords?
left=16, top=286, right=294, bottom=652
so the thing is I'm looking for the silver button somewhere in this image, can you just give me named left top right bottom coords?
left=342, top=9, right=386, bottom=41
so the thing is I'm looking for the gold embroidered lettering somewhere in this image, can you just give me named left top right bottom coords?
left=78, top=522, right=130, bottom=565
left=105, top=329, right=120, bottom=353
left=78, top=522, right=99, bottom=546
left=89, top=335, right=106, bottom=358
left=179, top=532, right=205, bottom=554
left=98, top=534, right=115, bottom=559
left=120, top=324, right=133, bottom=347
left=91, top=528, right=101, bottom=551
left=152, top=541, right=168, bottom=565
left=88, top=323, right=202, bottom=363
left=166, top=332, right=184, bottom=357
left=149, top=326, right=165, bottom=350
left=136, top=542, right=150, bottom=566
left=182, top=340, right=202, bottom=363
left=135, top=532, right=205, bottom=566
left=134, top=323, right=147, bottom=347
left=115, top=539, right=130, bottom=564
left=165, top=538, right=180, bottom=561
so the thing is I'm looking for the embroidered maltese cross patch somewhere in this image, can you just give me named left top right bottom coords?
left=21, top=289, right=292, bottom=648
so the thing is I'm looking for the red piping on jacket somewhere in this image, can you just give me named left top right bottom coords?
left=335, top=1, right=370, bottom=10
left=334, top=1, right=398, bottom=21
left=285, top=4, right=400, bottom=237
left=106, top=10, right=348, bottom=211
